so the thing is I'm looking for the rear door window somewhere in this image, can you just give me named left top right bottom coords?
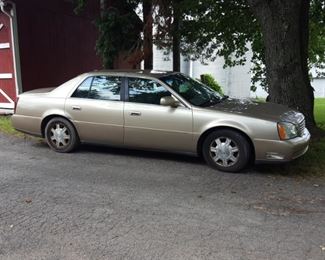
left=72, top=76, right=122, bottom=101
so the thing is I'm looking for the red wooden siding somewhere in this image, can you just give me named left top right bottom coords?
left=14, top=0, right=102, bottom=92
left=0, top=12, right=16, bottom=105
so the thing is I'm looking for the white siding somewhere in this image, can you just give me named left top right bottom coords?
left=151, top=45, right=325, bottom=99
left=252, top=78, right=325, bottom=99
left=152, top=45, right=252, bottom=98
left=152, top=46, right=173, bottom=71
left=312, top=78, right=325, bottom=98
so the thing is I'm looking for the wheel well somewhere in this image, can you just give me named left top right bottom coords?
left=197, top=126, right=255, bottom=161
left=41, top=115, right=76, bottom=138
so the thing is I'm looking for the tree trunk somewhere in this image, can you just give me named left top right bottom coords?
left=100, top=0, right=107, bottom=16
left=143, top=0, right=153, bottom=70
left=247, top=0, right=315, bottom=128
left=172, top=0, right=181, bottom=71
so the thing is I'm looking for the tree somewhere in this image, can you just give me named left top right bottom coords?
left=75, top=0, right=143, bottom=69
left=171, top=0, right=181, bottom=71
left=154, top=0, right=182, bottom=71
left=246, top=0, right=316, bottom=127
left=174, top=0, right=325, bottom=129
left=97, top=0, right=142, bottom=69
left=143, top=0, right=153, bottom=70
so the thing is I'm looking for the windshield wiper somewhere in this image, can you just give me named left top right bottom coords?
left=200, top=98, right=221, bottom=107
left=221, top=95, right=229, bottom=101
left=200, top=95, right=228, bottom=107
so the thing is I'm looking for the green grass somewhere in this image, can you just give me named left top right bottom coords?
left=256, top=136, right=325, bottom=178
left=255, top=98, right=325, bottom=177
left=0, top=99, right=325, bottom=177
left=0, top=116, right=23, bottom=136
left=315, top=98, right=325, bottom=128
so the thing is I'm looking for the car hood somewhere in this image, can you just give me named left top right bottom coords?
left=207, top=98, right=304, bottom=123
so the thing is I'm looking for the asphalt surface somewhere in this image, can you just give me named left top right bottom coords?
left=0, top=133, right=324, bottom=260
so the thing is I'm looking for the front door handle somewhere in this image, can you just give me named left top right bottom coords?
left=130, top=111, right=141, bottom=116
left=72, top=106, right=81, bottom=111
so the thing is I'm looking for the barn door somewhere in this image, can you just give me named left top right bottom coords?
left=0, top=11, right=16, bottom=110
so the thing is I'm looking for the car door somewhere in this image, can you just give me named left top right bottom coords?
left=65, top=75, right=124, bottom=145
left=124, top=77, right=194, bottom=152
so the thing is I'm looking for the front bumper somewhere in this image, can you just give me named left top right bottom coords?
left=254, top=128, right=311, bottom=162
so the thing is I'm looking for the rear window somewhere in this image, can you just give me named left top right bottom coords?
left=72, top=76, right=122, bottom=101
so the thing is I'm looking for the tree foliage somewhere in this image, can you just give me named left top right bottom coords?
left=155, top=0, right=323, bottom=93
left=154, top=1, right=261, bottom=82
left=75, top=0, right=142, bottom=69
left=75, top=0, right=324, bottom=84
left=96, top=1, right=142, bottom=68
left=309, top=0, right=325, bottom=75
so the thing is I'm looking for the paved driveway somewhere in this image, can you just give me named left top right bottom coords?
left=0, top=134, right=324, bottom=260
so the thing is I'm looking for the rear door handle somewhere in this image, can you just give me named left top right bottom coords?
left=72, top=106, right=81, bottom=111
left=130, top=111, right=141, bottom=116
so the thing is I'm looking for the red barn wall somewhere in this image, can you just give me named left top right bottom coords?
left=0, top=12, right=16, bottom=104
left=14, top=0, right=102, bottom=92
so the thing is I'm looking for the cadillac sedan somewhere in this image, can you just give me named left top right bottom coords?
left=12, top=70, right=310, bottom=172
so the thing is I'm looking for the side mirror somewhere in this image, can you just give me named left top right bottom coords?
left=160, top=96, right=180, bottom=107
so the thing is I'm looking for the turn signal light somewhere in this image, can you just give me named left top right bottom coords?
left=277, top=123, right=287, bottom=140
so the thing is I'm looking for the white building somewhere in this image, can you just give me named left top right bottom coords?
left=252, top=75, right=325, bottom=99
left=151, top=45, right=325, bottom=99
left=151, top=45, right=252, bottom=98
left=313, top=78, right=325, bottom=97
left=311, top=68, right=325, bottom=98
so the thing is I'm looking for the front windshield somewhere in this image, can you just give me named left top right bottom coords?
left=159, top=73, right=222, bottom=107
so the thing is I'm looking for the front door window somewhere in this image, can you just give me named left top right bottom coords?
left=128, top=77, right=171, bottom=105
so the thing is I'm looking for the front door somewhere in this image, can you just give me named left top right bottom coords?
left=124, top=77, right=194, bottom=152
left=65, top=75, right=124, bottom=145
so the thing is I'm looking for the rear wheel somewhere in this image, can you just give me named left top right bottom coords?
left=202, top=129, right=251, bottom=172
left=45, top=117, right=79, bottom=153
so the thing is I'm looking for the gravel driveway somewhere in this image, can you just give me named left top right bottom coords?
left=0, top=134, right=324, bottom=260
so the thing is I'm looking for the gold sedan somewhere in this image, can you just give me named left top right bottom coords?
left=12, top=71, right=310, bottom=172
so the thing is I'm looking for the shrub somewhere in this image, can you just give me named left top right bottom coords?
left=200, top=74, right=224, bottom=95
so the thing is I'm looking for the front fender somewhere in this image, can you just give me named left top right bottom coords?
left=200, top=119, right=253, bottom=137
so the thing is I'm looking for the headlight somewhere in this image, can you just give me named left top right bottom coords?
left=277, top=122, right=298, bottom=140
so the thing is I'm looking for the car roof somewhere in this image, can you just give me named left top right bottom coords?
left=85, top=70, right=177, bottom=79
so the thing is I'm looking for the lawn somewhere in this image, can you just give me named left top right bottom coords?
left=315, top=98, right=325, bottom=128
left=254, top=98, right=325, bottom=177
left=0, top=99, right=324, bottom=177
left=0, top=116, right=23, bottom=136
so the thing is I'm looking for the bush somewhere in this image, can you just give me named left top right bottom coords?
left=200, top=74, right=224, bottom=95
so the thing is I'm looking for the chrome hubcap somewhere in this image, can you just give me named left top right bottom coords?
left=49, top=123, right=70, bottom=148
left=210, top=137, right=239, bottom=167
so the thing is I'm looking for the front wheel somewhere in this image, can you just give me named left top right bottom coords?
left=202, top=129, right=251, bottom=172
left=45, top=117, right=79, bottom=153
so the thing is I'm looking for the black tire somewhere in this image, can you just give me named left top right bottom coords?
left=45, top=117, right=79, bottom=153
left=202, top=129, right=251, bottom=172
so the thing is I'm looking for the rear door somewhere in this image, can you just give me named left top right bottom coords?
left=65, top=75, right=124, bottom=145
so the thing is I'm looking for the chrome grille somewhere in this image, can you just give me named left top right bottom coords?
left=297, top=119, right=305, bottom=136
